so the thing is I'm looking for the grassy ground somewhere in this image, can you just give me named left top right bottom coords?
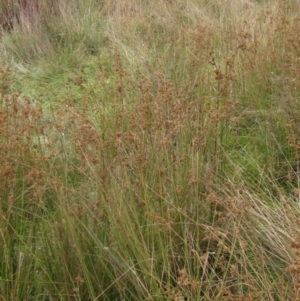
left=1, top=0, right=300, bottom=300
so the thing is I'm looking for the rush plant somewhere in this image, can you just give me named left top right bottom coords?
left=0, top=0, right=300, bottom=300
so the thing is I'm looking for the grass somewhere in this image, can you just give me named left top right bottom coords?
left=1, top=0, right=300, bottom=300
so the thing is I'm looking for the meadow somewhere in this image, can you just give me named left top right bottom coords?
left=1, top=0, right=300, bottom=300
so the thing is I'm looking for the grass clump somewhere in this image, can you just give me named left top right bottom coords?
left=1, top=0, right=300, bottom=300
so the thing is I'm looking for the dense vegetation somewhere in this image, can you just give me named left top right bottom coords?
left=1, top=0, right=300, bottom=300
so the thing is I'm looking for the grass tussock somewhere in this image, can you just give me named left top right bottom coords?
left=1, top=0, right=300, bottom=300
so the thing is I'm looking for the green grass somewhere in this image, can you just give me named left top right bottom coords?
left=1, top=0, right=300, bottom=300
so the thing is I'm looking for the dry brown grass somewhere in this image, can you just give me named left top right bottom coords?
left=0, top=0, right=60, bottom=30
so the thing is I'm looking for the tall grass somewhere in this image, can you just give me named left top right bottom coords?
left=1, top=0, right=300, bottom=300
